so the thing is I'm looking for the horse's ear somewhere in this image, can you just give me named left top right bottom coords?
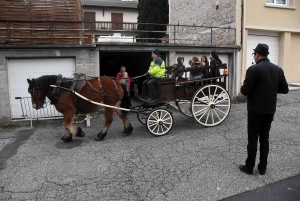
left=27, top=79, right=31, bottom=84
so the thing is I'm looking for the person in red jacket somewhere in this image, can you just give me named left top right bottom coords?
left=116, top=66, right=130, bottom=95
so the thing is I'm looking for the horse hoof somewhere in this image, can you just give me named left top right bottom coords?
left=123, top=125, right=133, bottom=134
left=94, top=136, right=104, bottom=141
left=75, top=127, right=85, bottom=137
left=122, top=132, right=132, bottom=137
left=95, top=133, right=107, bottom=141
left=61, top=136, right=72, bottom=142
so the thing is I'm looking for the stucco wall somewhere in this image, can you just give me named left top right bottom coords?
left=289, top=33, right=300, bottom=82
left=245, top=0, right=300, bottom=29
left=0, top=48, right=96, bottom=122
left=241, top=0, right=300, bottom=85
left=169, top=0, right=236, bottom=45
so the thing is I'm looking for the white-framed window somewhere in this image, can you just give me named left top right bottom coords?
left=267, top=0, right=288, bottom=5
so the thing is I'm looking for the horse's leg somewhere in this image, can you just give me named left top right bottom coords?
left=61, top=111, right=85, bottom=142
left=114, top=109, right=133, bottom=136
left=95, top=107, right=114, bottom=141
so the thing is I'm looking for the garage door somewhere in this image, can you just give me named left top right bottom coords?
left=8, top=58, right=75, bottom=119
left=247, top=32, right=279, bottom=69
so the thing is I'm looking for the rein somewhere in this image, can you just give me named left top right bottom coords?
left=50, top=85, right=131, bottom=112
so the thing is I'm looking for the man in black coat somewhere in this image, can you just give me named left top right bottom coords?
left=239, top=43, right=289, bottom=175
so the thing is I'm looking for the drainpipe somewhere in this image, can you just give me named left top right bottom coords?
left=241, top=0, right=244, bottom=47
left=239, top=0, right=245, bottom=93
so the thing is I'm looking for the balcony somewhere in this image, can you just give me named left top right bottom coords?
left=0, top=20, right=236, bottom=46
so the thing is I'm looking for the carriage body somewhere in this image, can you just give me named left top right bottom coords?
left=133, top=64, right=231, bottom=136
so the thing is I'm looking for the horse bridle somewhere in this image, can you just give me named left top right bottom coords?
left=29, top=83, right=47, bottom=109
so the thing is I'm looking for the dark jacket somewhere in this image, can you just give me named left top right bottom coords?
left=173, top=57, right=185, bottom=78
left=241, top=58, right=289, bottom=114
left=209, top=58, right=221, bottom=77
left=190, top=62, right=208, bottom=80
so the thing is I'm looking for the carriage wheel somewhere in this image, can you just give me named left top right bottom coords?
left=175, top=100, right=193, bottom=117
left=137, top=106, right=152, bottom=125
left=146, top=109, right=174, bottom=136
left=191, top=84, right=231, bottom=127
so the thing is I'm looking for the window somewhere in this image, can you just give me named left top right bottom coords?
left=267, top=0, right=288, bottom=5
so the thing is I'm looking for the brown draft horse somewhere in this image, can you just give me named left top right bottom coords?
left=27, top=75, right=133, bottom=142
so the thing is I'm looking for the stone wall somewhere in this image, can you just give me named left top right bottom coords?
left=0, top=48, right=96, bottom=122
left=169, top=0, right=236, bottom=45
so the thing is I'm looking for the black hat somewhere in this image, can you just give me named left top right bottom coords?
left=253, top=43, right=269, bottom=56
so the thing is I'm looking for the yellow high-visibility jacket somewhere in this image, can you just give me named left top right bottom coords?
left=148, top=57, right=165, bottom=77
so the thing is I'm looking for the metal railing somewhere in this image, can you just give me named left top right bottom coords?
left=0, top=20, right=236, bottom=45
left=14, top=97, right=95, bottom=128
left=15, top=97, right=62, bottom=127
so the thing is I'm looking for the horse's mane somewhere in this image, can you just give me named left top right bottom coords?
left=35, top=75, right=73, bottom=93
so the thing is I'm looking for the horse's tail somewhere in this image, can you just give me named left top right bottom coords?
left=120, top=84, right=132, bottom=115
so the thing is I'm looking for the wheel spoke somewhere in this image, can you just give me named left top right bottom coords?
left=148, top=119, right=158, bottom=123
left=161, top=112, right=168, bottom=119
left=212, top=108, right=221, bottom=121
left=201, top=90, right=209, bottom=102
left=162, top=117, right=172, bottom=121
left=205, top=109, right=210, bottom=124
left=162, top=124, right=169, bottom=130
left=215, top=98, right=229, bottom=104
left=215, top=107, right=228, bottom=115
left=213, top=86, right=218, bottom=101
left=194, top=106, right=208, bottom=116
left=156, top=111, right=161, bottom=119
left=162, top=122, right=172, bottom=125
left=208, top=86, right=211, bottom=102
left=149, top=120, right=157, bottom=126
left=213, top=90, right=225, bottom=103
left=195, top=108, right=209, bottom=121
left=195, top=98, right=209, bottom=105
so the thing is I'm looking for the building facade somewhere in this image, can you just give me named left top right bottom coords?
left=1, top=0, right=258, bottom=122
left=238, top=0, right=300, bottom=89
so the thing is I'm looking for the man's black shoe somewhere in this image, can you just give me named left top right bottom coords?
left=239, top=165, right=253, bottom=175
left=258, top=169, right=266, bottom=175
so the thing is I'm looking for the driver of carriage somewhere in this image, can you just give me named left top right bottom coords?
left=141, top=49, right=166, bottom=102
left=189, top=56, right=208, bottom=80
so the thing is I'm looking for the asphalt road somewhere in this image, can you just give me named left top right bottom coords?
left=0, top=91, right=300, bottom=201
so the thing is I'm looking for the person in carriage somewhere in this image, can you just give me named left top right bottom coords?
left=189, top=56, right=208, bottom=80
left=200, top=55, right=209, bottom=67
left=172, top=57, right=186, bottom=82
left=141, top=49, right=166, bottom=102
left=209, top=51, right=222, bottom=78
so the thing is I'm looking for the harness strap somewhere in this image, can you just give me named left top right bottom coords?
left=85, top=77, right=121, bottom=100
left=50, top=74, right=63, bottom=105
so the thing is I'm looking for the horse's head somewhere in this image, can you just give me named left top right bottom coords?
left=27, top=78, right=47, bottom=110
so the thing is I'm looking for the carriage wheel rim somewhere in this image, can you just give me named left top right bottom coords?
left=137, top=106, right=152, bottom=125
left=146, top=109, right=174, bottom=136
left=191, top=84, right=231, bottom=127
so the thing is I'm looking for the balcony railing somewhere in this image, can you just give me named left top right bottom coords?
left=0, top=20, right=236, bottom=45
